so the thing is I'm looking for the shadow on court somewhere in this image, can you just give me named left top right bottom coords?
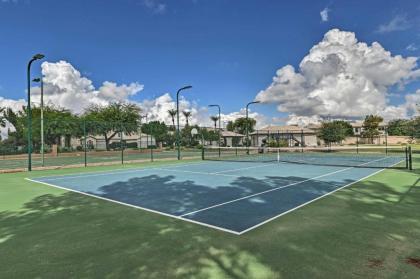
left=90, top=173, right=356, bottom=232
left=1, top=169, right=420, bottom=278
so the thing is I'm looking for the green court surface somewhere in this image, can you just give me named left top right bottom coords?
left=0, top=155, right=419, bottom=278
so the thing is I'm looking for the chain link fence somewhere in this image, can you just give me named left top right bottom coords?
left=0, top=119, right=418, bottom=172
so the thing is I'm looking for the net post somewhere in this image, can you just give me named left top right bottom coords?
left=150, top=125, right=154, bottom=162
left=405, top=146, right=409, bottom=169
left=277, top=148, right=280, bottom=163
left=120, top=122, right=124, bottom=165
left=201, top=147, right=204, bottom=160
left=385, top=127, right=388, bottom=155
left=83, top=120, right=87, bottom=167
left=408, top=146, right=412, bottom=171
left=356, top=136, right=359, bottom=154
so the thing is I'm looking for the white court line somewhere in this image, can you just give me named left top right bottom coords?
left=237, top=158, right=405, bottom=234
left=211, top=162, right=280, bottom=174
left=34, top=161, right=213, bottom=181
left=25, top=178, right=241, bottom=235
left=156, top=168, right=241, bottom=178
left=25, top=156, right=404, bottom=236
left=180, top=157, right=390, bottom=218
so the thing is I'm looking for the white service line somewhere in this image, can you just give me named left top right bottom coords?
left=34, top=161, right=214, bottom=181
left=180, top=157, right=390, bottom=218
left=211, top=162, right=280, bottom=174
left=156, top=168, right=241, bottom=178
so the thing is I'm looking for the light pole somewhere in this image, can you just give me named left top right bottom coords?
left=246, top=101, right=260, bottom=152
left=209, top=104, right=221, bottom=157
left=32, top=77, right=45, bottom=166
left=176, top=85, right=192, bottom=160
left=27, top=53, right=45, bottom=171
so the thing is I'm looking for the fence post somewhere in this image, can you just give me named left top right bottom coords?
left=120, top=123, right=124, bottom=165
left=356, top=136, right=359, bottom=154
left=83, top=120, right=87, bottom=167
left=301, top=129, right=304, bottom=152
left=408, top=146, right=412, bottom=171
left=150, top=124, right=154, bottom=162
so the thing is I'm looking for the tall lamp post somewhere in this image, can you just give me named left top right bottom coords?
left=27, top=53, right=45, bottom=171
left=32, top=77, right=44, bottom=167
left=209, top=104, right=221, bottom=157
left=176, top=85, right=192, bottom=160
left=245, top=101, right=260, bottom=152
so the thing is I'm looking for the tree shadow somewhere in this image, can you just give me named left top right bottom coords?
left=1, top=167, right=420, bottom=278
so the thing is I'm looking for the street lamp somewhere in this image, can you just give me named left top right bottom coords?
left=32, top=77, right=44, bottom=167
left=27, top=53, right=45, bottom=171
left=176, top=85, right=192, bottom=160
left=209, top=104, right=221, bottom=157
left=245, top=101, right=260, bottom=152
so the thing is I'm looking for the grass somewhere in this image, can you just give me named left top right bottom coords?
left=0, top=156, right=419, bottom=278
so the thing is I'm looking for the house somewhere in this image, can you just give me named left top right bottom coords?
left=350, top=121, right=387, bottom=136
left=250, top=125, right=317, bottom=147
left=220, top=130, right=245, bottom=147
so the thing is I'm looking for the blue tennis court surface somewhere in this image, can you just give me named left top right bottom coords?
left=28, top=160, right=394, bottom=234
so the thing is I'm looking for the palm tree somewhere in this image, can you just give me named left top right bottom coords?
left=167, top=109, right=177, bottom=129
left=182, top=111, right=192, bottom=126
left=210, top=116, right=219, bottom=131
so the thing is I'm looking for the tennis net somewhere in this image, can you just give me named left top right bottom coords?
left=202, top=146, right=412, bottom=169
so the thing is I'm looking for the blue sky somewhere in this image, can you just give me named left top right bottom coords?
left=0, top=0, right=419, bottom=126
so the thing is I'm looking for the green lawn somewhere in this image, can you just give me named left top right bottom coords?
left=0, top=157, right=419, bottom=278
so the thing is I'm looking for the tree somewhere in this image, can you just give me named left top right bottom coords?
left=167, top=109, right=177, bottom=130
left=0, top=105, right=80, bottom=150
left=231, top=117, right=256, bottom=135
left=333, top=120, right=354, bottom=136
left=387, top=119, right=411, bottom=136
left=141, top=121, right=169, bottom=147
left=180, top=125, right=200, bottom=146
left=210, top=116, right=219, bottom=131
left=182, top=111, right=192, bottom=126
left=318, top=121, right=350, bottom=145
left=410, top=117, right=420, bottom=140
left=201, top=128, right=219, bottom=146
left=84, top=103, right=141, bottom=150
left=226, top=121, right=234, bottom=132
left=361, top=115, right=384, bottom=143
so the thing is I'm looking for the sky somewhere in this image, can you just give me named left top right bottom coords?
left=0, top=0, right=420, bottom=137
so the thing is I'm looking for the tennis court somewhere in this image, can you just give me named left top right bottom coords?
left=27, top=146, right=409, bottom=234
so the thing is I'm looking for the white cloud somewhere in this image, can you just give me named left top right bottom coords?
left=320, top=7, right=330, bottom=22
left=286, top=115, right=323, bottom=127
left=143, top=0, right=166, bottom=14
left=28, top=60, right=144, bottom=113
left=406, top=43, right=418, bottom=51
left=0, top=97, right=25, bottom=139
left=377, top=15, right=411, bottom=33
left=136, top=93, right=268, bottom=129
left=256, top=29, right=420, bottom=122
